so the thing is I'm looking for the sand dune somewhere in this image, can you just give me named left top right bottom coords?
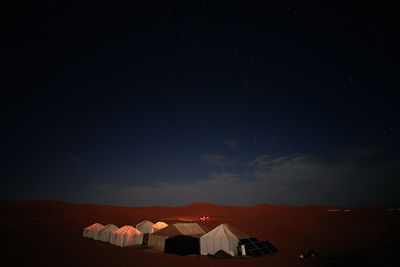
left=1, top=200, right=399, bottom=266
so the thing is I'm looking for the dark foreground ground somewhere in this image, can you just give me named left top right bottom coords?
left=1, top=200, right=400, bottom=266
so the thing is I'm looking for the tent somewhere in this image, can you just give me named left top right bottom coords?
left=110, top=226, right=143, bottom=247
left=200, top=224, right=249, bottom=257
left=148, top=223, right=208, bottom=250
left=82, top=223, right=104, bottom=239
left=164, top=235, right=200, bottom=256
left=94, top=224, right=119, bottom=242
left=150, top=221, right=168, bottom=233
left=136, top=220, right=154, bottom=234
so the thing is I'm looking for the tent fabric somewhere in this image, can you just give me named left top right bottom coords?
left=82, top=223, right=104, bottom=239
left=164, top=235, right=200, bottom=256
left=110, top=225, right=144, bottom=247
left=136, top=220, right=154, bottom=234
left=94, top=224, right=119, bottom=242
left=174, top=223, right=208, bottom=235
left=150, top=221, right=168, bottom=233
left=148, top=233, right=168, bottom=250
left=200, top=224, right=249, bottom=257
left=148, top=223, right=208, bottom=250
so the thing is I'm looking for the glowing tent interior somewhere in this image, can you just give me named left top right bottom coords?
left=110, top=225, right=144, bottom=247
left=150, top=221, right=168, bottom=233
left=82, top=223, right=104, bottom=239
left=94, top=224, right=119, bottom=242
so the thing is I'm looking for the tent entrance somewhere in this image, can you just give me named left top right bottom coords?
left=164, top=235, right=200, bottom=256
left=142, top=233, right=149, bottom=246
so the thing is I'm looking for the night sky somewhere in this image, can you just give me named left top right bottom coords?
left=1, top=1, right=399, bottom=206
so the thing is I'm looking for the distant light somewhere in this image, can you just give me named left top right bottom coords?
left=200, top=215, right=209, bottom=221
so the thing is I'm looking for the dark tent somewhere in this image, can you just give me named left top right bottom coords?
left=164, top=235, right=200, bottom=256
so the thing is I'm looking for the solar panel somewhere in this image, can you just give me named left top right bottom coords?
left=247, top=243, right=257, bottom=249
left=239, top=238, right=278, bottom=257
left=260, top=247, right=271, bottom=254
left=262, top=241, right=279, bottom=252
left=251, top=249, right=263, bottom=257
left=240, top=239, right=251, bottom=245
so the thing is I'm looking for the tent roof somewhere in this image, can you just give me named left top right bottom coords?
left=152, top=221, right=168, bottom=230
left=201, top=223, right=248, bottom=240
left=136, top=220, right=154, bottom=226
left=152, top=223, right=208, bottom=237
left=153, top=221, right=168, bottom=227
left=99, top=224, right=118, bottom=233
left=113, top=225, right=142, bottom=235
left=85, top=223, right=104, bottom=230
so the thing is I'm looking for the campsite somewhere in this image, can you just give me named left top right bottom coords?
left=2, top=1, right=399, bottom=266
left=1, top=200, right=400, bottom=266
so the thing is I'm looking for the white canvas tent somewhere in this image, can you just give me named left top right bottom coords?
left=136, top=220, right=154, bottom=234
left=200, top=224, right=249, bottom=257
left=148, top=223, right=208, bottom=250
left=82, top=223, right=104, bottom=239
left=150, top=221, right=168, bottom=233
left=110, top=226, right=143, bottom=247
left=94, top=224, right=119, bottom=242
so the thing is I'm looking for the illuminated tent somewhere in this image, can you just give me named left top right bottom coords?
left=136, top=220, right=154, bottom=234
left=94, top=224, right=119, bottom=242
left=82, top=223, right=104, bottom=239
left=150, top=221, right=168, bottom=233
left=200, top=224, right=249, bottom=257
left=148, top=223, right=208, bottom=250
left=110, top=226, right=143, bottom=247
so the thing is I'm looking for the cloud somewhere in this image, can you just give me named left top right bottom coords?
left=91, top=172, right=247, bottom=206
left=201, top=154, right=232, bottom=166
left=90, top=149, right=400, bottom=206
left=338, top=145, right=389, bottom=164
left=221, top=140, right=239, bottom=148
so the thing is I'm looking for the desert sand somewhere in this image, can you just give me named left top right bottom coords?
left=1, top=200, right=399, bottom=266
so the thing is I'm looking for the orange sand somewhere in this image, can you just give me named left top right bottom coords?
left=1, top=200, right=399, bottom=266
